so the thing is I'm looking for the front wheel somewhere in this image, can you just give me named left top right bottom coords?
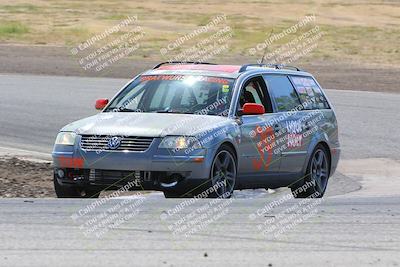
left=163, top=190, right=189, bottom=198
left=53, top=174, right=100, bottom=198
left=164, top=146, right=237, bottom=199
left=208, top=145, right=237, bottom=198
left=291, top=145, right=330, bottom=198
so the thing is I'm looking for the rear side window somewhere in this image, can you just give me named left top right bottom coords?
left=290, top=76, right=330, bottom=109
left=263, top=75, right=301, bottom=112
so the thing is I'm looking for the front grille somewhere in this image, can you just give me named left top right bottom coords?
left=80, top=135, right=154, bottom=152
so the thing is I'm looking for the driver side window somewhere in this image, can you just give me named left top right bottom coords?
left=239, top=77, right=273, bottom=113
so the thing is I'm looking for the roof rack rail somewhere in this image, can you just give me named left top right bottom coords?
left=153, top=61, right=217, bottom=69
left=239, top=63, right=302, bottom=72
left=274, top=64, right=302, bottom=71
left=239, top=63, right=272, bottom=72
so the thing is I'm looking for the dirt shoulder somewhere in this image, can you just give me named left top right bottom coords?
left=1, top=44, right=399, bottom=93
left=0, top=157, right=54, bottom=198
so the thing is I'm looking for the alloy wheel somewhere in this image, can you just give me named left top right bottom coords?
left=310, top=149, right=329, bottom=194
left=211, top=150, right=236, bottom=198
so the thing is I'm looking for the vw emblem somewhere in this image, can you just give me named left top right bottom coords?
left=107, top=136, right=121, bottom=150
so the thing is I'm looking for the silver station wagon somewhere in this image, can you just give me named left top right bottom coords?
left=52, top=62, right=340, bottom=198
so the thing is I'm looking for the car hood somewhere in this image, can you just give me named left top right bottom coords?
left=61, top=112, right=232, bottom=137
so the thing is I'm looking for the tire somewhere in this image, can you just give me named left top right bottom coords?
left=163, top=185, right=202, bottom=198
left=162, top=145, right=237, bottom=199
left=291, top=144, right=330, bottom=198
left=163, top=190, right=188, bottom=198
left=53, top=174, right=100, bottom=198
left=207, top=144, right=237, bottom=198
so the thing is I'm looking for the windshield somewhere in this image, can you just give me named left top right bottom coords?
left=105, top=75, right=235, bottom=116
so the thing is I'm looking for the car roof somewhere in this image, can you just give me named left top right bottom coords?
left=141, top=63, right=313, bottom=79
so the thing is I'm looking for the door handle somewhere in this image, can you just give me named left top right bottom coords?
left=304, top=122, right=311, bottom=131
left=273, top=124, right=281, bottom=133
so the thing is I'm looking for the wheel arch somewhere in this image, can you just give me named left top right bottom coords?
left=219, top=141, right=238, bottom=162
left=206, top=140, right=239, bottom=177
left=318, top=141, right=332, bottom=169
left=302, top=140, right=332, bottom=177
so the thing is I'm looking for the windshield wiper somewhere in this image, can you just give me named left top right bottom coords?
left=118, top=108, right=139, bottom=112
left=154, top=109, right=193, bottom=114
left=106, top=107, right=138, bottom=112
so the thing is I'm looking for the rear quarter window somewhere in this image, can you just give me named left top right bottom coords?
left=290, top=76, right=330, bottom=109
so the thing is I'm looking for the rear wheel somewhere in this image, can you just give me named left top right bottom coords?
left=53, top=174, right=100, bottom=198
left=291, top=145, right=330, bottom=198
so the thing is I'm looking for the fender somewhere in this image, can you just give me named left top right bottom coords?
left=301, top=131, right=332, bottom=175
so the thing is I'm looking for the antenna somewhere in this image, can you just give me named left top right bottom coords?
left=259, top=29, right=274, bottom=64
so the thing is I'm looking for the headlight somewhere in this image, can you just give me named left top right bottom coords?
left=55, top=132, right=76, bottom=146
left=159, top=136, right=202, bottom=150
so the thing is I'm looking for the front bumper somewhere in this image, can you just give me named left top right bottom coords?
left=53, top=169, right=209, bottom=193
left=52, top=137, right=214, bottom=191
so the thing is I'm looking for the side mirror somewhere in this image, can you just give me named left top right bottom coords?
left=95, top=98, right=109, bottom=110
left=242, top=103, right=265, bottom=115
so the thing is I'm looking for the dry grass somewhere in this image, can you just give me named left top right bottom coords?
left=0, top=0, right=399, bottom=66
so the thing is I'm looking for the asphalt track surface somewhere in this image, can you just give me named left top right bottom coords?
left=0, top=74, right=399, bottom=266
left=1, top=196, right=399, bottom=266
